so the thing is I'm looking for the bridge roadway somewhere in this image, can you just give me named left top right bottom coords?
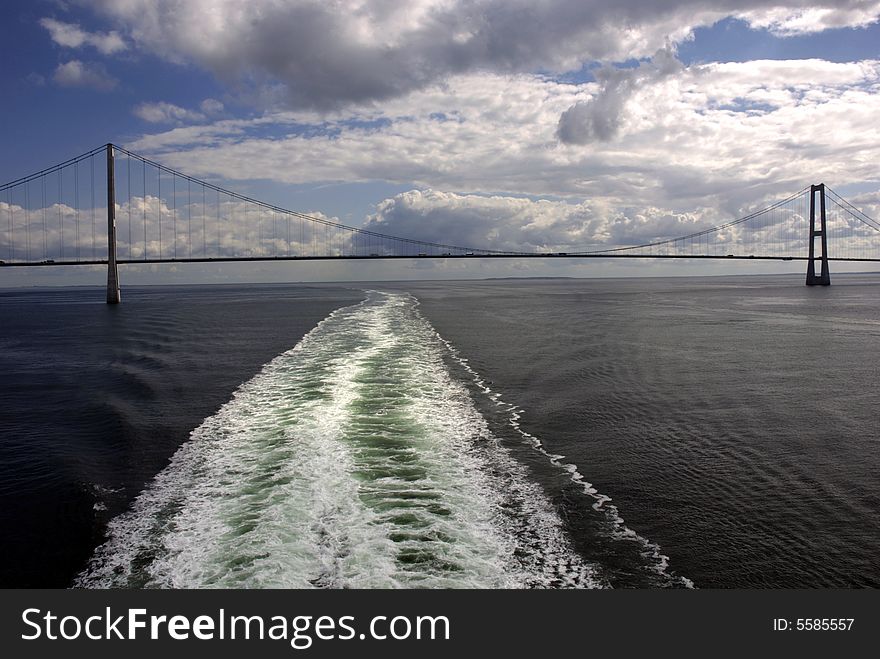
left=2, top=254, right=880, bottom=266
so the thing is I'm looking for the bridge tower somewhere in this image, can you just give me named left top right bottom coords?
left=806, top=183, right=830, bottom=286
left=106, top=144, right=121, bottom=304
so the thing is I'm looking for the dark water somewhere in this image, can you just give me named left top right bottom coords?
left=403, top=275, right=880, bottom=588
left=0, top=285, right=364, bottom=587
left=1, top=275, right=878, bottom=587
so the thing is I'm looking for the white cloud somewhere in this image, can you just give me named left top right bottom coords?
left=558, top=46, right=684, bottom=144
left=364, top=189, right=766, bottom=253
left=12, top=1, right=880, bottom=283
left=367, top=190, right=605, bottom=252
left=40, top=17, right=126, bottom=55
left=4, top=186, right=874, bottom=263
left=133, top=99, right=225, bottom=123
left=124, top=57, right=880, bottom=216
left=82, top=0, right=880, bottom=109
left=53, top=60, right=117, bottom=90
left=199, top=98, right=225, bottom=115
left=133, top=102, right=202, bottom=124
left=89, top=3, right=879, bottom=259
left=848, top=190, right=880, bottom=223
left=740, top=5, right=880, bottom=35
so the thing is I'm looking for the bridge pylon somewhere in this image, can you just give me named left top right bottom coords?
left=806, top=183, right=831, bottom=286
left=106, top=144, right=121, bottom=304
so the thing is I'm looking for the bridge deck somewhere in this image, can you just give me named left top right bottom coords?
left=3, top=254, right=880, bottom=267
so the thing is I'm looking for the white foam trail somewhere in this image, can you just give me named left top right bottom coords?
left=76, top=291, right=601, bottom=589
left=433, top=320, right=694, bottom=589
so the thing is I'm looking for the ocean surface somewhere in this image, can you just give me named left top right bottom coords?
left=1, top=275, right=878, bottom=588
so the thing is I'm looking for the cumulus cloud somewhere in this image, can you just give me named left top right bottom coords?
left=0, top=194, right=351, bottom=263
left=53, top=60, right=117, bottom=90
left=124, top=57, right=880, bottom=218
left=82, top=0, right=880, bottom=110
left=557, top=46, right=684, bottom=144
left=740, top=4, right=880, bottom=35
left=848, top=190, right=880, bottom=223
left=367, top=190, right=605, bottom=252
left=200, top=98, right=225, bottom=115
left=4, top=186, right=874, bottom=265
left=40, top=17, right=126, bottom=55
left=134, top=102, right=201, bottom=123
left=363, top=188, right=814, bottom=253
left=133, top=99, right=224, bottom=124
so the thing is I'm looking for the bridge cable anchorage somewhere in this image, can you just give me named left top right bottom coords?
left=3, top=143, right=880, bottom=295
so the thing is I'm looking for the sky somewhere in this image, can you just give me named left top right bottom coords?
left=2, top=0, right=880, bottom=286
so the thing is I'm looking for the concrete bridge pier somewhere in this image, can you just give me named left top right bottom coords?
left=806, top=183, right=831, bottom=286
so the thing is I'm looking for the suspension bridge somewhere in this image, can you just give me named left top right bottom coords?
left=2, top=143, right=880, bottom=303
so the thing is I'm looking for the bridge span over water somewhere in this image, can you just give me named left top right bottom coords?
left=3, top=144, right=880, bottom=302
